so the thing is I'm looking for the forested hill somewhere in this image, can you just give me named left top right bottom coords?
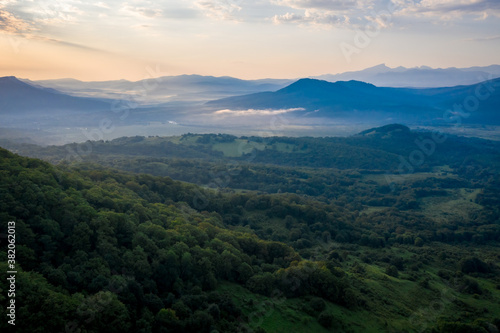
left=1, top=142, right=500, bottom=332
left=3, top=124, right=500, bottom=202
left=5, top=124, right=500, bottom=171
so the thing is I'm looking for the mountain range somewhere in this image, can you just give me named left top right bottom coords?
left=313, top=64, right=500, bottom=88
left=207, top=77, right=500, bottom=125
left=1, top=65, right=500, bottom=139
left=14, top=64, right=500, bottom=106
left=0, top=76, right=110, bottom=113
left=23, top=75, right=294, bottom=105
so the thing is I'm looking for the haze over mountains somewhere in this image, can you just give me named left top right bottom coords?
left=0, top=76, right=110, bottom=113
left=6, top=63, right=499, bottom=109
left=1, top=64, right=499, bottom=145
left=23, top=75, right=294, bottom=105
left=313, top=64, right=500, bottom=88
left=208, top=77, right=500, bottom=125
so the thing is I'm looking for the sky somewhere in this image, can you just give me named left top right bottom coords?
left=0, top=0, right=499, bottom=81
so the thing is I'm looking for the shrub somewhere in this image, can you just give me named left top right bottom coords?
left=318, top=311, right=334, bottom=328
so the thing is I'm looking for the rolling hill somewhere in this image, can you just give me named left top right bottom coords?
left=27, top=75, right=294, bottom=104
left=207, top=78, right=500, bottom=125
left=2, top=124, right=500, bottom=332
left=0, top=76, right=111, bottom=113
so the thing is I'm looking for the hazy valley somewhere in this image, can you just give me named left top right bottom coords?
left=1, top=64, right=500, bottom=146
left=1, top=65, right=500, bottom=333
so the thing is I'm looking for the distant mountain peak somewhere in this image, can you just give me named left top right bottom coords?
left=313, top=64, right=500, bottom=88
left=0, top=76, right=22, bottom=83
left=281, top=78, right=376, bottom=92
left=0, top=75, right=110, bottom=113
left=357, top=124, right=411, bottom=136
left=337, top=80, right=377, bottom=88
left=365, top=63, right=391, bottom=71
left=278, top=78, right=332, bottom=92
left=0, top=76, right=39, bottom=90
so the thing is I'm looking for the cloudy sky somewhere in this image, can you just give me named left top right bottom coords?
left=0, top=0, right=499, bottom=80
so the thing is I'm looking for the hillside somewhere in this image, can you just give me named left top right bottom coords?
left=207, top=78, right=500, bottom=125
left=1, top=132, right=500, bottom=332
left=5, top=124, right=500, bottom=172
left=0, top=76, right=110, bottom=113
left=3, top=125, right=500, bottom=200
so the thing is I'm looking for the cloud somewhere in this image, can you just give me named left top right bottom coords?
left=272, top=10, right=350, bottom=27
left=196, top=0, right=242, bottom=20
left=94, top=2, right=110, bottom=9
left=271, top=0, right=500, bottom=28
left=132, top=24, right=152, bottom=29
left=122, top=3, right=163, bottom=18
left=0, top=9, right=35, bottom=35
left=0, top=0, right=85, bottom=36
left=271, top=0, right=376, bottom=28
left=33, top=36, right=106, bottom=51
left=394, top=0, right=500, bottom=20
left=272, top=0, right=362, bottom=11
left=29, top=1, right=83, bottom=25
left=0, top=4, right=105, bottom=52
left=214, top=108, right=304, bottom=116
left=464, top=34, right=500, bottom=41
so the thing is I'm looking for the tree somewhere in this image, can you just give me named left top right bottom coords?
left=460, top=257, right=491, bottom=274
left=186, top=310, right=214, bottom=333
left=414, top=237, right=424, bottom=247
left=318, top=311, right=334, bottom=328
left=79, top=291, right=131, bottom=333
left=155, top=308, right=179, bottom=330
left=237, top=263, right=254, bottom=283
left=246, top=272, right=276, bottom=295
left=386, top=265, right=399, bottom=278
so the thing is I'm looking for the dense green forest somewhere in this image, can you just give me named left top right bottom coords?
left=1, top=124, right=499, bottom=332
